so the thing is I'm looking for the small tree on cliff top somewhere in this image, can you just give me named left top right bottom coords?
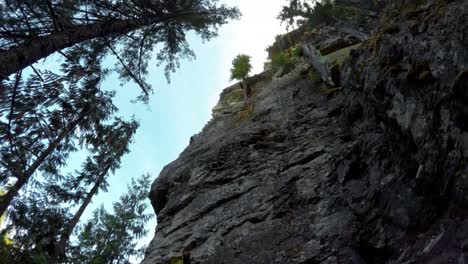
left=230, top=54, right=252, bottom=103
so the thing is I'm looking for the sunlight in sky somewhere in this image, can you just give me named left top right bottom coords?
left=79, top=0, right=289, bottom=258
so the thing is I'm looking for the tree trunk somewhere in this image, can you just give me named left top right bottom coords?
left=50, top=164, right=111, bottom=263
left=0, top=10, right=208, bottom=81
left=0, top=113, right=86, bottom=216
left=0, top=20, right=144, bottom=80
left=240, top=80, right=250, bottom=105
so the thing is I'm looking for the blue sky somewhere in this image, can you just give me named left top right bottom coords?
left=71, top=0, right=289, bottom=255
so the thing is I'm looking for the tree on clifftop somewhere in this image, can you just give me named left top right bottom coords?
left=278, top=0, right=334, bottom=28
left=230, top=54, right=252, bottom=103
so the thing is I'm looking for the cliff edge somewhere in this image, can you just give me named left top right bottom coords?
left=143, top=1, right=468, bottom=263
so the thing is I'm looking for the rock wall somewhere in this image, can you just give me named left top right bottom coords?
left=142, top=1, right=468, bottom=263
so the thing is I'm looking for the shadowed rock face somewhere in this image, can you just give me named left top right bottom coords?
left=142, top=1, right=468, bottom=263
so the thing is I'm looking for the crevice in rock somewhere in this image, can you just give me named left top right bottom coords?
left=355, top=242, right=394, bottom=264
left=151, top=185, right=169, bottom=215
left=183, top=254, right=191, bottom=264
left=282, top=150, right=326, bottom=172
left=164, top=185, right=257, bottom=237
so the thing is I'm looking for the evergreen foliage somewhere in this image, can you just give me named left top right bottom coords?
left=0, top=41, right=139, bottom=263
left=278, top=0, right=335, bottom=28
left=230, top=54, right=252, bottom=102
left=1, top=117, right=138, bottom=263
left=0, top=66, right=117, bottom=216
left=67, top=174, right=153, bottom=264
left=293, top=46, right=304, bottom=57
left=0, top=116, right=138, bottom=263
left=230, top=54, right=252, bottom=82
left=271, top=52, right=293, bottom=71
left=0, top=0, right=241, bottom=97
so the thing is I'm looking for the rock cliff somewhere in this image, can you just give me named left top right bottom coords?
left=142, top=1, right=468, bottom=263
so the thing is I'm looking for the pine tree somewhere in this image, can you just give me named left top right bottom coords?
left=278, top=0, right=316, bottom=28
left=67, top=174, right=153, bottom=264
left=230, top=54, right=252, bottom=103
left=278, top=0, right=335, bottom=28
left=0, top=0, right=241, bottom=96
left=2, top=118, right=138, bottom=263
left=51, top=118, right=139, bottom=262
left=0, top=63, right=117, bottom=217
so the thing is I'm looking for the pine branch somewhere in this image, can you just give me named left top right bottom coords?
left=5, top=71, right=28, bottom=173
left=43, top=0, right=63, bottom=31
left=29, top=65, right=45, bottom=82
left=106, top=42, right=149, bottom=96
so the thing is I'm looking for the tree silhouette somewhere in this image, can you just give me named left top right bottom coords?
left=3, top=118, right=138, bottom=263
left=0, top=65, right=118, bottom=217
left=67, top=174, right=153, bottom=264
left=0, top=0, right=240, bottom=98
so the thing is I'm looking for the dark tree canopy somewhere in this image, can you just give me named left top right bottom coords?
left=0, top=65, right=118, bottom=216
left=278, top=0, right=381, bottom=29
left=278, top=0, right=317, bottom=27
left=0, top=30, right=139, bottom=263
left=1, top=117, right=139, bottom=263
left=67, top=174, right=153, bottom=264
left=0, top=0, right=241, bottom=97
left=278, top=0, right=335, bottom=29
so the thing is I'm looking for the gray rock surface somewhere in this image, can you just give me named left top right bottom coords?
left=142, top=1, right=468, bottom=263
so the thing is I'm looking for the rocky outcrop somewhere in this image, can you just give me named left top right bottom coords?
left=143, top=1, right=468, bottom=263
left=267, top=26, right=308, bottom=59
left=302, top=25, right=363, bottom=86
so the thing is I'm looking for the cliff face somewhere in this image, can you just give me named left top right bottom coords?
left=143, top=1, right=468, bottom=263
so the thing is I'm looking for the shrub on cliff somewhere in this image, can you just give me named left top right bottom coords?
left=270, top=46, right=303, bottom=74
left=272, top=53, right=293, bottom=71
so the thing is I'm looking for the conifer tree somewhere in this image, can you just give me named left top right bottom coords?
left=278, top=0, right=316, bottom=28
left=230, top=54, right=252, bottom=103
left=0, top=0, right=241, bottom=96
left=67, top=174, right=153, bottom=264
left=0, top=63, right=117, bottom=217
left=51, top=118, right=139, bottom=262
left=278, top=0, right=335, bottom=28
left=2, top=118, right=138, bottom=263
